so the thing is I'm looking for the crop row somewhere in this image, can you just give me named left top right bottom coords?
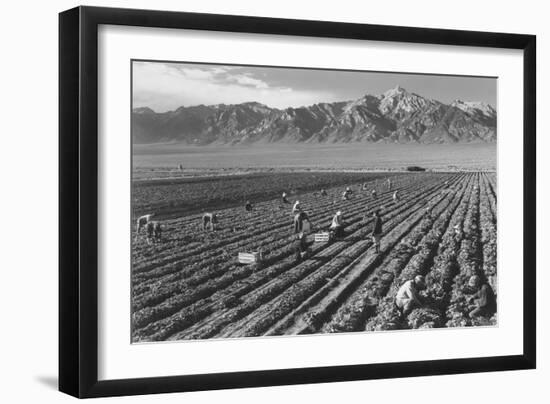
left=132, top=171, right=401, bottom=217
left=479, top=173, right=497, bottom=292
left=364, top=174, right=475, bottom=330
left=129, top=173, right=493, bottom=342
left=161, top=175, right=462, bottom=340
left=131, top=174, right=418, bottom=275
left=318, top=175, right=471, bottom=333
left=131, top=176, right=436, bottom=310
left=132, top=176, right=450, bottom=338
left=133, top=175, right=419, bottom=289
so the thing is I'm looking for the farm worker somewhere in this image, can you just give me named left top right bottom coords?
left=282, top=192, right=290, bottom=204
left=330, top=211, right=344, bottom=238
left=387, top=178, right=392, bottom=191
left=393, top=191, right=399, bottom=202
left=453, top=224, right=462, bottom=242
left=395, top=275, right=426, bottom=316
left=362, top=182, right=369, bottom=191
left=467, top=276, right=497, bottom=319
left=245, top=200, right=253, bottom=212
left=153, top=221, right=162, bottom=243
left=292, top=200, right=302, bottom=214
left=342, top=187, right=352, bottom=201
left=146, top=221, right=155, bottom=244
left=202, top=212, right=218, bottom=231
left=444, top=180, right=449, bottom=188
left=371, top=189, right=378, bottom=199
left=371, top=210, right=383, bottom=253
left=294, top=211, right=311, bottom=234
left=293, top=232, right=310, bottom=263
left=135, top=213, right=155, bottom=239
left=320, top=189, right=328, bottom=196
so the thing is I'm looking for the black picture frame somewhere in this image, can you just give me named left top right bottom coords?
left=59, top=5, right=536, bottom=398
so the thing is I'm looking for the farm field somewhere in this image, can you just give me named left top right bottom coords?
left=133, top=171, right=401, bottom=218
left=131, top=171, right=497, bottom=342
left=132, top=143, right=497, bottom=180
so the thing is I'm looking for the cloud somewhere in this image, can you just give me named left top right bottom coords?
left=132, top=62, right=333, bottom=112
left=231, top=74, right=269, bottom=89
left=179, top=68, right=216, bottom=80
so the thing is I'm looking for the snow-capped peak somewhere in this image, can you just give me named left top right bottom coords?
left=379, top=86, right=429, bottom=115
left=382, top=85, right=407, bottom=98
left=452, top=100, right=496, bottom=118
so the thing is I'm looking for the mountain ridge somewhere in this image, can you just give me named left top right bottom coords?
left=132, top=86, right=496, bottom=145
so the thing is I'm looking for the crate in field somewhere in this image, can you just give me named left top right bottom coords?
left=238, top=251, right=263, bottom=264
left=314, top=232, right=331, bottom=242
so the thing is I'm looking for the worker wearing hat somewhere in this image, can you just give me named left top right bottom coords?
left=282, top=192, right=290, bottom=204
left=395, top=275, right=426, bottom=316
left=342, top=186, right=353, bottom=200
left=292, top=200, right=301, bottom=214
left=330, top=210, right=344, bottom=239
left=293, top=209, right=311, bottom=234
left=467, top=275, right=497, bottom=319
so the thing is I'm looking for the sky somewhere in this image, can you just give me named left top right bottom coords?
left=132, top=60, right=497, bottom=113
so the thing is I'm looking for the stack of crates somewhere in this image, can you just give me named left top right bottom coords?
left=238, top=251, right=263, bottom=264
left=314, top=232, right=331, bottom=243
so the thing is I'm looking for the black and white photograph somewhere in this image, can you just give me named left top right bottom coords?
left=0, top=0, right=543, bottom=401
left=130, top=60, right=497, bottom=342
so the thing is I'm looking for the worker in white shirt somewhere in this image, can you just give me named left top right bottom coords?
left=330, top=211, right=344, bottom=238
left=395, top=275, right=426, bottom=316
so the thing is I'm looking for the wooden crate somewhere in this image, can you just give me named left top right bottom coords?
left=314, top=232, right=331, bottom=242
left=238, top=252, right=262, bottom=264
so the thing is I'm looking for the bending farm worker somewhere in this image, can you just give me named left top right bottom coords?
left=395, top=275, right=426, bottom=316
left=282, top=192, right=290, bottom=204
left=453, top=224, right=462, bottom=241
left=393, top=190, right=399, bottom=202
left=293, top=210, right=311, bottom=234
left=202, top=212, right=218, bottom=231
left=467, top=275, right=497, bottom=319
left=245, top=200, right=253, bottom=212
left=344, top=186, right=353, bottom=199
left=135, top=213, right=155, bottom=240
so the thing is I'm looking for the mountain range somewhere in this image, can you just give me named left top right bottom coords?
left=132, top=86, right=496, bottom=145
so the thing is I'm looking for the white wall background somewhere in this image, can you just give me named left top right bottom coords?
left=0, top=0, right=546, bottom=402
